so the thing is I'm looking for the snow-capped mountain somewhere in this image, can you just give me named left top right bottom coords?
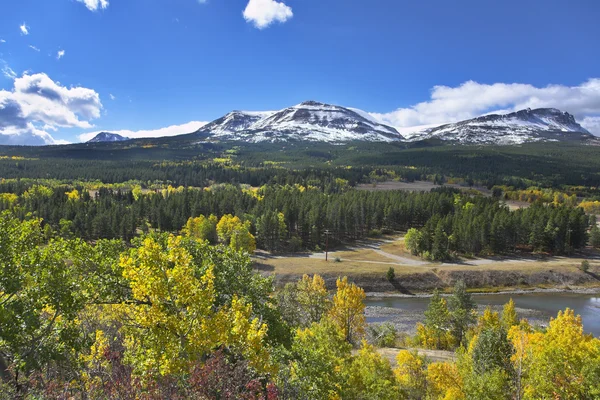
left=197, top=101, right=404, bottom=142
left=409, top=108, right=593, bottom=144
left=87, top=132, right=129, bottom=143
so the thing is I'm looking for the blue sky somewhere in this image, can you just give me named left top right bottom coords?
left=1, top=0, right=600, bottom=144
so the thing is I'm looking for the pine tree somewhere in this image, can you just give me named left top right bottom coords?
left=448, top=280, right=476, bottom=346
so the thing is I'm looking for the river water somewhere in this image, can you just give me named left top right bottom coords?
left=366, top=292, right=600, bottom=337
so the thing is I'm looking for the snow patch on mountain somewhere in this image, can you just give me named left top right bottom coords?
left=88, top=132, right=128, bottom=143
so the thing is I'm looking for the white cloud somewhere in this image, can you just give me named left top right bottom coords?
left=243, top=0, right=293, bottom=29
left=57, top=50, right=65, bottom=60
left=29, top=45, right=40, bottom=52
left=20, top=24, right=29, bottom=35
left=109, top=93, right=116, bottom=100
left=370, top=79, right=600, bottom=136
left=0, top=39, right=6, bottom=44
left=76, top=0, right=109, bottom=12
left=581, top=116, right=600, bottom=136
left=0, top=72, right=103, bottom=145
left=1, top=63, right=16, bottom=79
left=78, top=121, right=208, bottom=142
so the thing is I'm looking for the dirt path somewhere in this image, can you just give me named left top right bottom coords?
left=372, top=249, right=430, bottom=265
left=259, top=236, right=565, bottom=268
left=377, top=347, right=456, bottom=365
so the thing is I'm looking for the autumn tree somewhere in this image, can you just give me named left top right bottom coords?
left=216, top=214, right=256, bottom=252
left=395, top=350, right=427, bottom=399
left=512, top=309, right=600, bottom=399
left=183, top=214, right=218, bottom=244
left=328, top=277, right=366, bottom=344
left=501, top=298, right=518, bottom=330
left=117, top=235, right=271, bottom=379
left=344, top=342, right=401, bottom=399
left=284, top=320, right=351, bottom=399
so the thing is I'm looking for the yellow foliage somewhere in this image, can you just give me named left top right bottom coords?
left=415, top=322, right=456, bottom=350
left=119, top=235, right=271, bottom=378
left=580, top=200, right=600, bottom=214
left=0, top=193, right=18, bottom=204
left=328, top=277, right=366, bottom=343
left=297, top=274, right=330, bottom=323
left=65, top=189, right=80, bottom=201
left=426, top=361, right=464, bottom=400
left=394, top=350, right=426, bottom=395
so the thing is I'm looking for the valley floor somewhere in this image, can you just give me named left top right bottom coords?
left=254, top=235, right=600, bottom=294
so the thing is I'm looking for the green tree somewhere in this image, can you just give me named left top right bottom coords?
left=256, top=210, right=288, bottom=252
left=419, top=290, right=453, bottom=349
left=0, top=212, right=85, bottom=391
left=448, top=280, right=476, bottom=346
left=386, top=267, right=395, bottom=282
left=590, top=225, right=600, bottom=249
left=404, top=228, right=422, bottom=256
left=431, top=221, right=449, bottom=261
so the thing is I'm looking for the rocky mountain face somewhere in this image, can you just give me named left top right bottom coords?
left=409, top=108, right=594, bottom=144
left=196, top=101, right=404, bottom=142
left=87, top=132, right=129, bottom=143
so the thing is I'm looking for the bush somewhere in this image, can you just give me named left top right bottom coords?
left=580, top=260, right=591, bottom=272
left=368, top=323, right=398, bottom=347
left=368, top=229, right=383, bottom=238
left=387, top=267, right=395, bottom=282
left=288, top=235, right=303, bottom=252
left=334, top=257, right=342, bottom=263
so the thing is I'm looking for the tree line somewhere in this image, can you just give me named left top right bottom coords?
left=0, top=183, right=593, bottom=257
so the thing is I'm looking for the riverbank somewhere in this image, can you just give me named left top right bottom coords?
left=366, top=291, right=600, bottom=337
left=365, top=286, right=600, bottom=298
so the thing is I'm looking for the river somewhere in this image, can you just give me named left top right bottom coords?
left=366, top=292, right=600, bottom=337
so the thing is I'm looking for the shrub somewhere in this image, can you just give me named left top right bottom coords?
left=288, top=235, right=303, bottom=252
left=387, top=267, right=395, bottom=282
left=580, top=260, right=590, bottom=272
left=368, top=229, right=383, bottom=238
left=368, top=323, right=398, bottom=347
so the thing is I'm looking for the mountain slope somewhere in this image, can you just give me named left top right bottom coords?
left=410, top=108, right=593, bottom=144
left=197, top=101, right=404, bottom=142
left=88, top=132, right=129, bottom=143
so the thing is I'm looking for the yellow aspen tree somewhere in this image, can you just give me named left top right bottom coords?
left=328, top=276, right=366, bottom=344
left=501, top=298, right=518, bottom=330
left=119, top=235, right=270, bottom=379
left=296, top=274, right=330, bottom=324
left=394, top=350, right=427, bottom=397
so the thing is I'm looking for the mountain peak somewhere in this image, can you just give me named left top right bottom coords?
left=413, top=107, right=592, bottom=144
left=87, top=132, right=128, bottom=143
left=297, top=100, right=329, bottom=107
left=198, top=100, right=403, bottom=143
